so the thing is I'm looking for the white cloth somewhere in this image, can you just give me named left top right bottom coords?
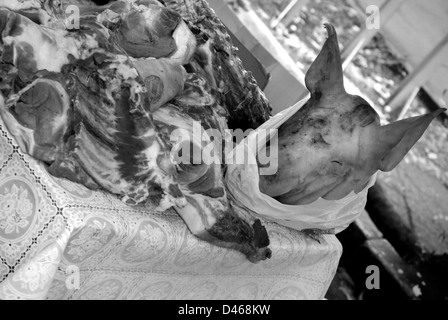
left=0, top=111, right=342, bottom=300
left=226, top=98, right=377, bottom=234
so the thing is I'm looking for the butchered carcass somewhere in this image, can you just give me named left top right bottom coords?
left=0, top=0, right=272, bottom=262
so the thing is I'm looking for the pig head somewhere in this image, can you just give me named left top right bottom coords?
left=258, top=24, right=445, bottom=205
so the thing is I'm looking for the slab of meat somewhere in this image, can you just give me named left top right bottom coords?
left=0, top=0, right=272, bottom=262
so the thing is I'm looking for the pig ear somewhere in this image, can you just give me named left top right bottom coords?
left=377, top=109, right=445, bottom=172
left=305, top=24, right=345, bottom=98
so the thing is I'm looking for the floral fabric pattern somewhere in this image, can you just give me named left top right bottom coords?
left=0, top=184, right=34, bottom=235
left=66, top=219, right=113, bottom=262
left=122, top=221, right=167, bottom=263
left=0, top=112, right=342, bottom=300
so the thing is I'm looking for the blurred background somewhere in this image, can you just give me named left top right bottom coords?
left=209, top=0, right=448, bottom=299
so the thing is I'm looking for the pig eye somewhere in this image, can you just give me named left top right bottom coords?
left=306, top=117, right=327, bottom=129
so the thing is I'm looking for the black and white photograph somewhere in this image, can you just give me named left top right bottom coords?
left=0, top=0, right=447, bottom=304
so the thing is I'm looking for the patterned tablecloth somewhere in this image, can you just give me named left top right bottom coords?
left=0, top=116, right=342, bottom=300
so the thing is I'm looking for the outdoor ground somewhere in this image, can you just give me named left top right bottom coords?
left=228, top=0, right=448, bottom=299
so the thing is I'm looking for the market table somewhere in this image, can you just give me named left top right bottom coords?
left=0, top=115, right=342, bottom=300
left=0, top=0, right=345, bottom=300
